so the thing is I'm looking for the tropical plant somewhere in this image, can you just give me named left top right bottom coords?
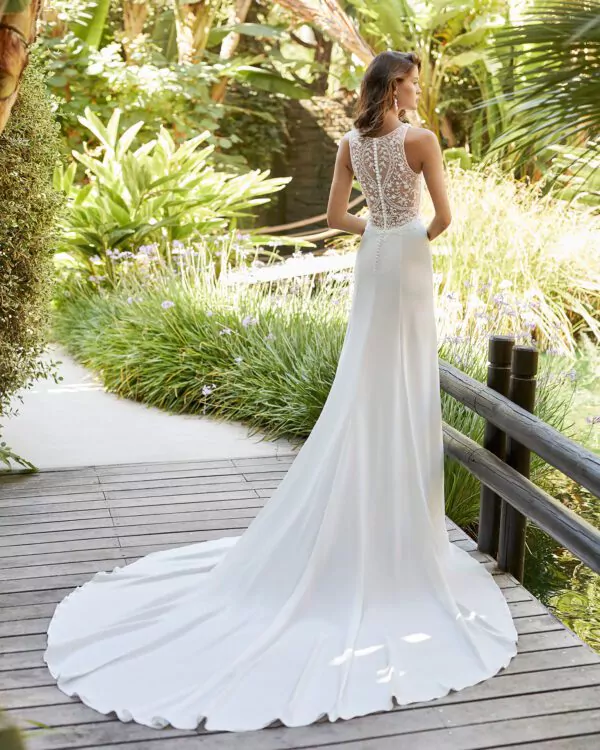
left=482, top=0, right=600, bottom=189
left=52, top=107, right=302, bottom=267
left=348, top=0, right=506, bottom=144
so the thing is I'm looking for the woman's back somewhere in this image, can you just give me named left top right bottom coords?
left=348, top=123, right=422, bottom=230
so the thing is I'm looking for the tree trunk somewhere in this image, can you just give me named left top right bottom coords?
left=210, top=0, right=252, bottom=103
left=0, top=0, right=43, bottom=136
left=312, top=27, right=333, bottom=96
left=123, top=0, right=149, bottom=61
left=173, top=0, right=217, bottom=65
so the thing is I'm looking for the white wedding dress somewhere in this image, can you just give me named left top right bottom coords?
left=44, top=122, right=518, bottom=732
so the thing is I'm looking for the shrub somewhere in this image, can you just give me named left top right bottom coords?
left=0, top=47, right=65, bottom=470
left=52, top=107, right=298, bottom=273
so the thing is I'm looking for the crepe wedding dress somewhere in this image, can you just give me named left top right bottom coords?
left=44, top=121, right=518, bottom=732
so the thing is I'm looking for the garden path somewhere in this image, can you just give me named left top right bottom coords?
left=2, top=344, right=298, bottom=471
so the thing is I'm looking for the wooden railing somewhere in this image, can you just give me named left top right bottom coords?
left=439, top=334, right=600, bottom=583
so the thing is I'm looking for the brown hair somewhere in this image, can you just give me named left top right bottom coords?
left=353, top=51, right=421, bottom=137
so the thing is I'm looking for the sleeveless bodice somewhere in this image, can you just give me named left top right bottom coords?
left=348, top=123, right=422, bottom=230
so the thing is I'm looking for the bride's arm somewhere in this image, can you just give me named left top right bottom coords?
left=326, top=135, right=367, bottom=236
left=420, top=130, right=452, bottom=242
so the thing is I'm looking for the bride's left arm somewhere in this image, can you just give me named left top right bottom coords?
left=326, top=135, right=367, bottom=236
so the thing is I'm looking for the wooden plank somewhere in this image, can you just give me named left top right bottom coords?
left=94, top=458, right=237, bottom=475
left=0, top=548, right=126, bottom=570
left=11, top=706, right=600, bottom=750
left=0, top=508, right=111, bottom=525
left=0, top=472, right=99, bottom=489
left=97, top=461, right=293, bottom=487
left=0, top=492, right=106, bottom=509
left=119, top=528, right=243, bottom=551
left=8, top=686, right=596, bottom=742
left=112, top=508, right=259, bottom=527
left=0, top=604, right=58, bottom=622
left=232, top=455, right=298, bottom=467
left=0, top=560, right=128, bottom=582
left=0, top=634, right=47, bottom=653
left=0, top=517, right=115, bottom=537
left=0, top=572, right=120, bottom=594
left=107, top=490, right=262, bottom=509
left=0, top=588, right=77, bottom=609
left=517, top=629, right=588, bottom=652
left=0, top=484, right=103, bottom=501
left=110, top=497, right=265, bottom=517
left=0, top=500, right=108, bottom=517
left=105, top=482, right=261, bottom=502
left=308, top=710, right=600, bottom=750
left=101, top=474, right=249, bottom=495
left=0, top=649, right=45, bottom=670
left=0, top=538, right=121, bottom=559
left=0, top=526, right=117, bottom=557
left=487, top=740, right=596, bottom=749
left=513, top=614, right=565, bottom=636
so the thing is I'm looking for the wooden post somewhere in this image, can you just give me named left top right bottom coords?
left=497, top=345, right=539, bottom=581
left=478, top=335, right=515, bottom=557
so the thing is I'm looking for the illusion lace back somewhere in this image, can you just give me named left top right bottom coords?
left=348, top=123, right=422, bottom=230
left=43, top=125, right=519, bottom=733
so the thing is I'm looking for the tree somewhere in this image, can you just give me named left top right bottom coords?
left=0, top=0, right=43, bottom=135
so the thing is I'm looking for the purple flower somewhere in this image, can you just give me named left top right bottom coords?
left=242, top=315, right=258, bottom=328
left=202, top=384, right=216, bottom=396
left=127, top=296, right=134, bottom=304
left=585, top=415, right=600, bottom=425
left=161, top=300, right=175, bottom=310
left=219, top=327, right=232, bottom=336
left=234, top=356, right=243, bottom=364
left=264, top=332, right=276, bottom=342
left=206, top=310, right=214, bottom=317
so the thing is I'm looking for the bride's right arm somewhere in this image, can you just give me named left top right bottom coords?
left=420, top=130, right=452, bottom=242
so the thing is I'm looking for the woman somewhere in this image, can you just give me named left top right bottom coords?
left=44, top=51, right=518, bottom=733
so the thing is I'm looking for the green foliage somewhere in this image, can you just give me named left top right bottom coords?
left=38, top=7, right=312, bottom=162
left=70, top=0, right=112, bottom=49
left=0, top=49, right=65, bottom=471
left=38, top=30, right=229, bottom=156
left=424, top=163, right=600, bottom=352
left=352, top=0, right=506, bottom=147
left=53, top=108, right=293, bottom=267
left=485, top=0, right=600, bottom=186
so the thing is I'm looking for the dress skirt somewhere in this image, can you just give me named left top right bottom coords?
left=43, top=216, right=518, bottom=731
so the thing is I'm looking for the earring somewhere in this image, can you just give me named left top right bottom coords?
left=393, top=95, right=398, bottom=109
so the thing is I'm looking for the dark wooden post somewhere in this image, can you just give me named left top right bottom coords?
left=497, top=345, right=539, bottom=581
left=478, top=335, right=515, bottom=557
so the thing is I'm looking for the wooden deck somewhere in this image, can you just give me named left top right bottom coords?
left=1, top=453, right=599, bottom=749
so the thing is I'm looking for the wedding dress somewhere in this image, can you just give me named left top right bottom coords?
left=44, top=121, right=518, bottom=732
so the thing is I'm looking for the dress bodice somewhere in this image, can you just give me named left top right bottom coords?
left=348, top=123, right=422, bottom=230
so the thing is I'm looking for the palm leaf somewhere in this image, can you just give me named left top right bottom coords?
left=480, top=0, right=600, bottom=182
left=273, top=0, right=374, bottom=63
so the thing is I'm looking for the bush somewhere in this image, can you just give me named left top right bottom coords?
left=0, top=47, right=66, bottom=470
left=52, top=107, right=297, bottom=273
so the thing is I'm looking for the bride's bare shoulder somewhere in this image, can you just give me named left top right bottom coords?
left=407, top=125, right=437, bottom=144
left=406, top=125, right=441, bottom=159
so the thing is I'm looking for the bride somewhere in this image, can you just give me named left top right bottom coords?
left=44, top=50, right=518, bottom=732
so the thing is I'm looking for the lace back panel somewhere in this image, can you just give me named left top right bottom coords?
left=348, top=124, right=422, bottom=230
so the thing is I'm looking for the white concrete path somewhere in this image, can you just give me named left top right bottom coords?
left=1, top=343, right=298, bottom=471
